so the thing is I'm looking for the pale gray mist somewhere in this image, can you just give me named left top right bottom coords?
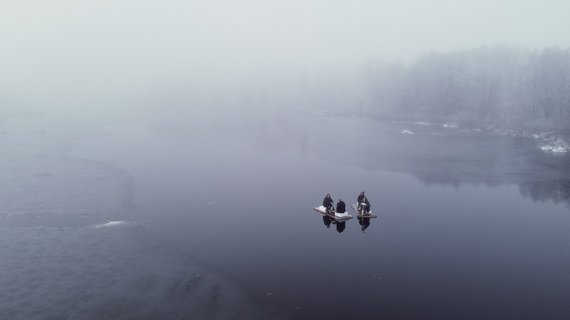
left=1, top=1, right=570, bottom=320
left=2, top=0, right=570, bottom=114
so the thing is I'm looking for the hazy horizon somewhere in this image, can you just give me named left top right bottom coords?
left=2, top=1, right=569, bottom=104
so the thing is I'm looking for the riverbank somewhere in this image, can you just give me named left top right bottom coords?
left=390, top=119, right=569, bottom=154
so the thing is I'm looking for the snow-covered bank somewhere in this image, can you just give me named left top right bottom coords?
left=532, top=132, right=569, bottom=153
left=491, top=128, right=569, bottom=154
left=392, top=119, right=569, bottom=154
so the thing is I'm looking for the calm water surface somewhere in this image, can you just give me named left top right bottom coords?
left=73, top=115, right=570, bottom=320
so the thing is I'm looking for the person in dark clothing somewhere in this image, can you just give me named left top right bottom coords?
left=357, top=191, right=365, bottom=212
left=357, top=191, right=365, bottom=203
left=357, top=192, right=371, bottom=214
left=322, top=194, right=334, bottom=213
left=361, top=197, right=371, bottom=214
left=336, top=199, right=346, bottom=213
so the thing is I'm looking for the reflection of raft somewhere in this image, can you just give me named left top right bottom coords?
left=351, top=204, right=378, bottom=218
left=313, top=206, right=353, bottom=221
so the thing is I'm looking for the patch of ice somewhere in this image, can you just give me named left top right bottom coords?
left=411, top=121, right=432, bottom=126
left=540, top=145, right=568, bottom=153
left=395, top=120, right=433, bottom=126
left=92, top=220, right=131, bottom=228
left=401, top=130, right=414, bottom=135
left=535, top=134, right=569, bottom=153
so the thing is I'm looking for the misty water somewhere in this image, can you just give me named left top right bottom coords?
left=2, top=112, right=570, bottom=320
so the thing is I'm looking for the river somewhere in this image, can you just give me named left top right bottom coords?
left=2, top=111, right=569, bottom=319
left=71, top=112, right=570, bottom=320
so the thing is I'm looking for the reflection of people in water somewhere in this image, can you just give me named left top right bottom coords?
left=322, top=216, right=333, bottom=228
left=334, top=221, right=346, bottom=233
left=358, top=217, right=371, bottom=233
left=322, top=216, right=345, bottom=233
left=323, top=194, right=334, bottom=213
left=336, top=199, right=346, bottom=213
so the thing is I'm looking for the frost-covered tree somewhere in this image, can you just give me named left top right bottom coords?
left=363, top=46, right=570, bottom=135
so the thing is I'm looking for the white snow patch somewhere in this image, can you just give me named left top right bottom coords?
left=442, top=123, right=458, bottom=129
left=540, top=145, right=568, bottom=153
left=411, top=121, right=433, bottom=126
left=396, top=120, right=434, bottom=126
left=533, top=133, right=569, bottom=153
left=401, top=130, right=414, bottom=135
left=461, top=128, right=482, bottom=133
left=93, top=220, right=131, bottom=228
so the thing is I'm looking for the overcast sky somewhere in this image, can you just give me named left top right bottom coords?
left=1, top=0, right=569, bottom=105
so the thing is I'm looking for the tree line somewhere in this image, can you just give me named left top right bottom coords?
left=363, top=46, right=570, bottom=136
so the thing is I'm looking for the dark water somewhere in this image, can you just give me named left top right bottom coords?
left=72, top=114, right=570, bottom=320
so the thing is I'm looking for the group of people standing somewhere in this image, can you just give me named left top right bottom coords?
left=322, top=191, right=371, bottom=214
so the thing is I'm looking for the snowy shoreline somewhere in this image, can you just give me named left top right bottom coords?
left=393, top=120, right=569, bottom=154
